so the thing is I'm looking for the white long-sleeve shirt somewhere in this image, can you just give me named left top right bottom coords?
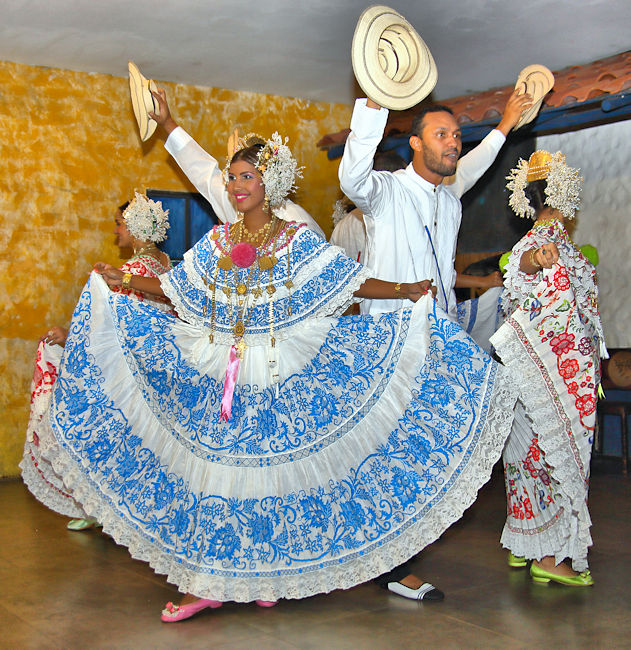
left=339, top=99, right=505, bottom=316
left=164, top=127, right=326, bottom=238
left=330, top=208, right=366, bottom=263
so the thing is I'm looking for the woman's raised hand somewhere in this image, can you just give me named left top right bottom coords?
left=149, top=87, right=178, bottom=134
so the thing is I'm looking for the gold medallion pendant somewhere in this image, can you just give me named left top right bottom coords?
left=234, top=321, right=245, bottom=336
left=258, top=255, right=278, bottom=271
left=218, top=256, right=233, bottom=270
left=236, top=283, right=247, bottom=295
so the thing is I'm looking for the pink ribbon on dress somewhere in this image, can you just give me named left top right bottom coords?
left=220, top=344, right=241, bottom=421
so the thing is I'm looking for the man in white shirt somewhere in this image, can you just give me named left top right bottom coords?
left=149, top=89, right=326, bottom=238
left=338, top=89, right=531, bottom=602
left=339, top=89, right=530, bottom=318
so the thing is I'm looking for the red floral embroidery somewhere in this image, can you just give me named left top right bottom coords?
left=523, top=495, right=534, bottom=519
left=553, top=267, right=571, bottom=291
left=578, top=336, right=593, bottom=356
left=511, top=503, right=523, bottom=520
left=559, top=358, right=579, bottom=379
left=549, top=332, right=575, bottom=356
left=575, top=393, right=597, bottom=417
left=567, top=382, right=579, bottom=395
left=31, top=344, right=59, bottom=402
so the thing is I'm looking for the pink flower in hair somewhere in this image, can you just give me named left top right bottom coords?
left=230, top=242, right=257, bottom=268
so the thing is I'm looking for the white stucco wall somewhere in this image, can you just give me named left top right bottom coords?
left=538, top=120, right=631, bottom=348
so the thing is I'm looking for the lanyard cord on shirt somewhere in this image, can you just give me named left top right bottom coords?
left=424, top=225, right=449, bottom=310
left=397, top=176, right=450, bottom=311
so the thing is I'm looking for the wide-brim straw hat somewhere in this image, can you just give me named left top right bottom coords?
left=351, top=5, right=437, bottom=111
left=513, top=64, right=555, bottom=129
left=128, top=61, right=158, bottom=142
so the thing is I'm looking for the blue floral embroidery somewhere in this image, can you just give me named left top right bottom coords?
left=50, top=276, right=499, bottom=579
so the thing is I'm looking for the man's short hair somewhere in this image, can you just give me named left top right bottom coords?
left=411, top=105, right=455, bottom=138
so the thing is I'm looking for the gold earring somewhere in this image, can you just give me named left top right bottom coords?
left=263, top=195, right=270, bottom=212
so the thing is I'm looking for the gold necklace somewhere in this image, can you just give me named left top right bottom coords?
left=205, top=218, right=295, bottom=352
left=232, top=218, right=275, bottom=245
left=533, top=217, right=561, bottom=229
left=133, top=243, right=160, bottom=258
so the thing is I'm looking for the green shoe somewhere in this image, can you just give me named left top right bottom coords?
left=67, top=517, right=101, bottom=531
left=507, top=551, right=527, bottom=568
left=530, top=564, right=594, bottom=587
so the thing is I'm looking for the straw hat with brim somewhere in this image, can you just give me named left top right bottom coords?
left=128, top=61, right=158, bottom=142
left=513, top=64, right=555, bottom=129
left=227, top=128, right=241, bottom=160
left=351, top=5, right=437, bottom=111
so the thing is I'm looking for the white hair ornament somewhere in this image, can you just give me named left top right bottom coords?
left=331, top=200, right=348, bottom=227
left=506, top=150, right=582, bottom=220
left=123, top=192, right=170, bottom=242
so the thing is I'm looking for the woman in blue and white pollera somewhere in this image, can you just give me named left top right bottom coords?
left=37, top=126, right=517, bottom=622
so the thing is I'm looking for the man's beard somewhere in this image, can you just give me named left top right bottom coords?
left=423, top=148, right=458, bottom=177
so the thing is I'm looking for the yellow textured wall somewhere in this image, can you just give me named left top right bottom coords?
left=0, top=60, right=351, bottom=477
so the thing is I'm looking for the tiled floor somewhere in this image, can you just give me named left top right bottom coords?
left=2, top=468, right=630, bottom=649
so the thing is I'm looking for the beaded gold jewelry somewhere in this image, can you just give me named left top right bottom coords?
left=132, top=242, right=162, bottom=263
left=526, top=150, right=552, bottom=182
left=204, top=217, right=299, bottom=353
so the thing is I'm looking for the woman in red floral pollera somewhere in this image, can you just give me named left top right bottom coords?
left=490, top=150, right=608, bottom=587
left=20, top=195, right=173, bottom=531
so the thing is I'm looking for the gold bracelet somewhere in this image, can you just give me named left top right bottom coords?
left=394, top=282, right=402, bottom=297
left=121, top=272, right=133, bottom=290
left=528, top=249, right=541, bottom=270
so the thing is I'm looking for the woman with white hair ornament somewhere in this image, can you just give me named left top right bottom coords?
left=490, top=150, right=608, bottom=586
left=149, top=86, right=326, bottom=239
left=21, top=194, right=173, bottom=530
left=37, top=125, right=517, bottom=622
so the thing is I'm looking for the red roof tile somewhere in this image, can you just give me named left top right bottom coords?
left=318, top=51, right=631, bottom=149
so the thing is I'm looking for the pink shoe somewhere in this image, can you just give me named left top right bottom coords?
left=161, top=598, right=223, bottom=623
left=256, top=600, right=278, bottom=607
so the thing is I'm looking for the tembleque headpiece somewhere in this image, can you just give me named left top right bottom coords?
left=506, top=150, right=582, bottom=220
left=225, top=131, right=303, bottom=209
left=123, top=192, right=170, bottom=242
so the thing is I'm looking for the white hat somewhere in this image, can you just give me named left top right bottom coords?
left=227, top=127, right=241, bottom=160
left=128, top=61, right=158, bottom=142
left=351, top=5, right=437, bottom=111
left=513, top=64, right=555, bottom=129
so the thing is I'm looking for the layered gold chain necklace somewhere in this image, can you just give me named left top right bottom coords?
left=132, top=243, right=161, bottom=261
left=204, top=216, right=288, bottom=344
left=204, top=216, right=297, bottom=421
